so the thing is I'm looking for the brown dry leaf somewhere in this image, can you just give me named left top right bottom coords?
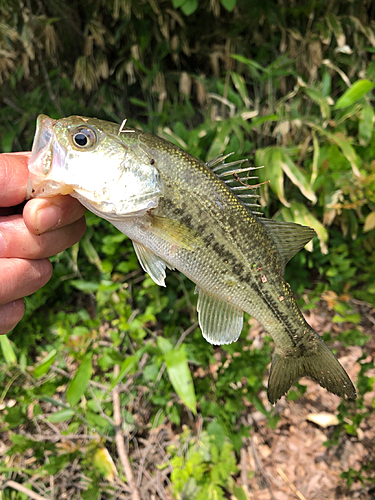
left=321, top=290, right=339, bottom=310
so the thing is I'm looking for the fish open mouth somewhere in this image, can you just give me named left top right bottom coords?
left=28, top=115, right=72, bottom=198
left=28, top=114, right=164, bottom=217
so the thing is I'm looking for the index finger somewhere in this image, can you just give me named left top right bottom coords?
left=0, top=153, right=31, bottom=207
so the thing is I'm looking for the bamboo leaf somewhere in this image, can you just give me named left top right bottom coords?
left=81, top=237, right=105, bottom=272
left=364, top=212, right=375, bottom=233
left=66, top=355, right=93, bottom=407
left=359, top=105, right=374, bottom=146
left=305, top=88, right=331, bottom=120
left=335, top=80, right=374, bottom=109
left=309, top=124, right=362, bottom=177
left=326, top=13, right=346, bottom=47
left=279, top=150, right=317, bottom=204
left=206, top=122, right=232, bottom=161
left=282, top=202, right=328, bottom=254
left=311, top=130, right=319, bottom=186
left=259, top=148, right=290, bottom=207
left=231, top=72, right=250, bottom=107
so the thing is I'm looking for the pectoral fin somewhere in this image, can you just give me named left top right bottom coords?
left=133, top=241, right=173, bottom=287
left=196, top=289, right=243, bottom=345
left=147, top=214, right=199, bottom=251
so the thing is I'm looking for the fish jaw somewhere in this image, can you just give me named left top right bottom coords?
left=27, top=115, right=73, bottom=198
left=28, top=114, right=164, bottom=216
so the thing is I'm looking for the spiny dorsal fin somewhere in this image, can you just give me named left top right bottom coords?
left=259, top=218, right=316, bottom=271
left=196, top=288, right=243, bottom=345
left=206, top=153, right=264, bottom=216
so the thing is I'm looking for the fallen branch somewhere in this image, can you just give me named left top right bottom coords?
left=1, top=480, right=49, bottom=500
left=113, top=365, right=141, bottom=500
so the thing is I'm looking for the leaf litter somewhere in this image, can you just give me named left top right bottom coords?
left=0, top=301, right=374, bottom=499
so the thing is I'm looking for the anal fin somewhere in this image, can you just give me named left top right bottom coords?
left=197, top=289, right=243, bottom=345
left=133, top=241, right=173, bottom=287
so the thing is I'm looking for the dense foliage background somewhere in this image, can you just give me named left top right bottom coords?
left=1, top=0, right=375, bottom=498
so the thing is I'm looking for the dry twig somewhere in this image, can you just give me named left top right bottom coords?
left=249, top=437, right=276, bottom=500
left=276, top=467, right=308, bottom=500
left=113, top=365, right=141, bottom=500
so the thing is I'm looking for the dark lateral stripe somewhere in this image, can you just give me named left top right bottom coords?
left=250, top=282, right=298, bottom=348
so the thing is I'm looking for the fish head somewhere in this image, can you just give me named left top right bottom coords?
left=28, top=115, right=163, bottom=217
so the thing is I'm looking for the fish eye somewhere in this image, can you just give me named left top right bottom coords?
left=72, top=127, right=97, bottom=149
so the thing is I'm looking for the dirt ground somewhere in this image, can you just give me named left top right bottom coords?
left=236, top=303, right=375, bottom=500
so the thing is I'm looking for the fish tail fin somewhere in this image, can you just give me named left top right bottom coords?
left=267, top=331, right=357, bottom=404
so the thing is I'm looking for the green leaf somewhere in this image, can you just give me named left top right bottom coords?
left=81, top=237, right=104, bottom=272
left=164, top=345, right=196, bottom=414
left=221, top=0, right=236, bottom=12
left=364, top=212, right=375, bottom=232
left=157, top=336, right=173, bottom=354
left=231, top=72, right=250, bottom=107
left=206, top=121, right=232, bottom=161
left=256, top=147, right=289, bottom=207
left=66, top=355, right=93, bottom=407
left=310, top=125, right=362, bottom=177
left=47, top=409, right=75, bottom=423
left=93, top=446, right=117, bottom=481
left=334, top=80, right=374, bottom=109
left=359, top=105, right=374, bottom=146
left=110, top=354, right=138, bottom=390
left=281, top=202, right=328, bottom=254
left=233, top=485, right=248, bottom=500
left=231, top=54, right=265, bottom=72
left=181, top=0, right=198, bottom=15
left=326, top=13, right=346, bottom=47
left=279, top=150, right=317, bottom=204
left=70, top=280, right=99, bottom=292
left=172, top=0, right=187, bottom=7
left=1, top=131, right=16, bottom=152
left=34, top=349, right=57, bottom=378
left=0, top=335, right=17, bottom=364
left=305, top=88, right=331, bottom=120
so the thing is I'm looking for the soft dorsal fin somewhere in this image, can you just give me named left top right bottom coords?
left=196, top=288, right=243, bottom=345
left=133, top=241, right=174, bottom=287
left=259, top=218, right=316, bottom=271
left=206, top=153, right=264, bottom=216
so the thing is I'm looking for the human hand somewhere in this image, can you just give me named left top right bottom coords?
left=0, top=153, right=86, bottom=334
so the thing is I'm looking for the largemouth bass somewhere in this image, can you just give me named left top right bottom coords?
left=28, top=115, right=356, bottom=403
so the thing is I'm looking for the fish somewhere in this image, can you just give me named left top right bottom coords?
left=28, top=114, right=357, bottom=404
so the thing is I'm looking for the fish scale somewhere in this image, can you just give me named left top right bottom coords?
left=28, top=114, right=357, bottom=404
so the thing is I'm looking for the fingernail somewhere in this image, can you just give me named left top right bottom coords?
left=0, top=231, right=6, bottom=256
left=35, top=205, right=61, bottom=233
